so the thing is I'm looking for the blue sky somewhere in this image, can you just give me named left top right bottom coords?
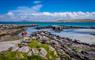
left=0, top=0, right=95, bottom=14
left=0, top=0, right=95, bottom=21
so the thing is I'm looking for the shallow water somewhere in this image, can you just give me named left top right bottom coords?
left=26, top=27, right=95, bottom=44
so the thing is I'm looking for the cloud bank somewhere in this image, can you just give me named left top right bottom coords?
left=0, top=1, right=95, bottom=22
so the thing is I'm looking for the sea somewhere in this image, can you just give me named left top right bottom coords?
left=0, top=22, right=95, bottom=27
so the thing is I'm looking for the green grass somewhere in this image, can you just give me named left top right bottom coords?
left=0, top=51, right=45, bottom=60
left=28, top=39, right=59, bottom=60
left=0, top=51, right=28, bottom=60
left=28, top=55, right=45, bottom=60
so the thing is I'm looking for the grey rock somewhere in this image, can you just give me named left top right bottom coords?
left=39, top=48, right=47, bottom=57
left=18, top=46, right=30, bottom=53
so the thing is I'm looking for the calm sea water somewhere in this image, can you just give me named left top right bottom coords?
left=2, top=21, right=94, bottom=44
left=0, top=22, right=95, bottom=27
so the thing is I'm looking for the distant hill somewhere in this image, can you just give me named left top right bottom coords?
left=56, top=19, right=95, bottom=22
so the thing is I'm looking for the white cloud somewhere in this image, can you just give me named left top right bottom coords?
left=0, top=1, right=95, bottom=22
left=33, top=1, right=41, bottom=4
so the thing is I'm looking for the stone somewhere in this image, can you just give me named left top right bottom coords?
left=21, top=37, right=31, bottom=43
left=39, top=48, right=47, bottom=57
left=40, top=32, right=45, bottom=35
left=18, top=46, right=30, bottom=53
left=49, top=46, right=55, bottom=51
left=54, top=51, right=58, bottom=57
left=43, top=36, right=49, bottom=40
left=50, top=40, right=59, bottom=45
left=56, top=57, right=61, bottom=60
left=31, top=48, right=39, bottom=55
left=28, top=51, right=33, bottom=56
left=32, top=37, right=36, bottom=40
left=11, top=46, right=19, bottom=51
left=23, top=37, right=30, bottom=41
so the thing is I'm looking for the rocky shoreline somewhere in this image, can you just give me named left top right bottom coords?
left=35, top=25, right=95, bottom=32
left=31, top=31, right=95, bottom=60
left=0, top=25, right=95, bottom=60
left=0, top=30, right=94, bottom=60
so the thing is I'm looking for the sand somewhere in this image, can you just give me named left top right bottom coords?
left=0, top=40, right=20, bottom=52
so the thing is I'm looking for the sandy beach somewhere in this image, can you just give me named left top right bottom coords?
left=0, top=40, right=20, bottom=52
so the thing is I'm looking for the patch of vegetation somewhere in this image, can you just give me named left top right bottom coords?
left=0, top=51, right=45, bottom=60
left=28, top=55, right=45, bottom=60
left=28, top=39, right=59, bottom=60
left=0, top=51, right=28, bottom=60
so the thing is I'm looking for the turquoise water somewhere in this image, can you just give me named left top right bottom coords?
left=0, top=22, right=95, bottom=27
